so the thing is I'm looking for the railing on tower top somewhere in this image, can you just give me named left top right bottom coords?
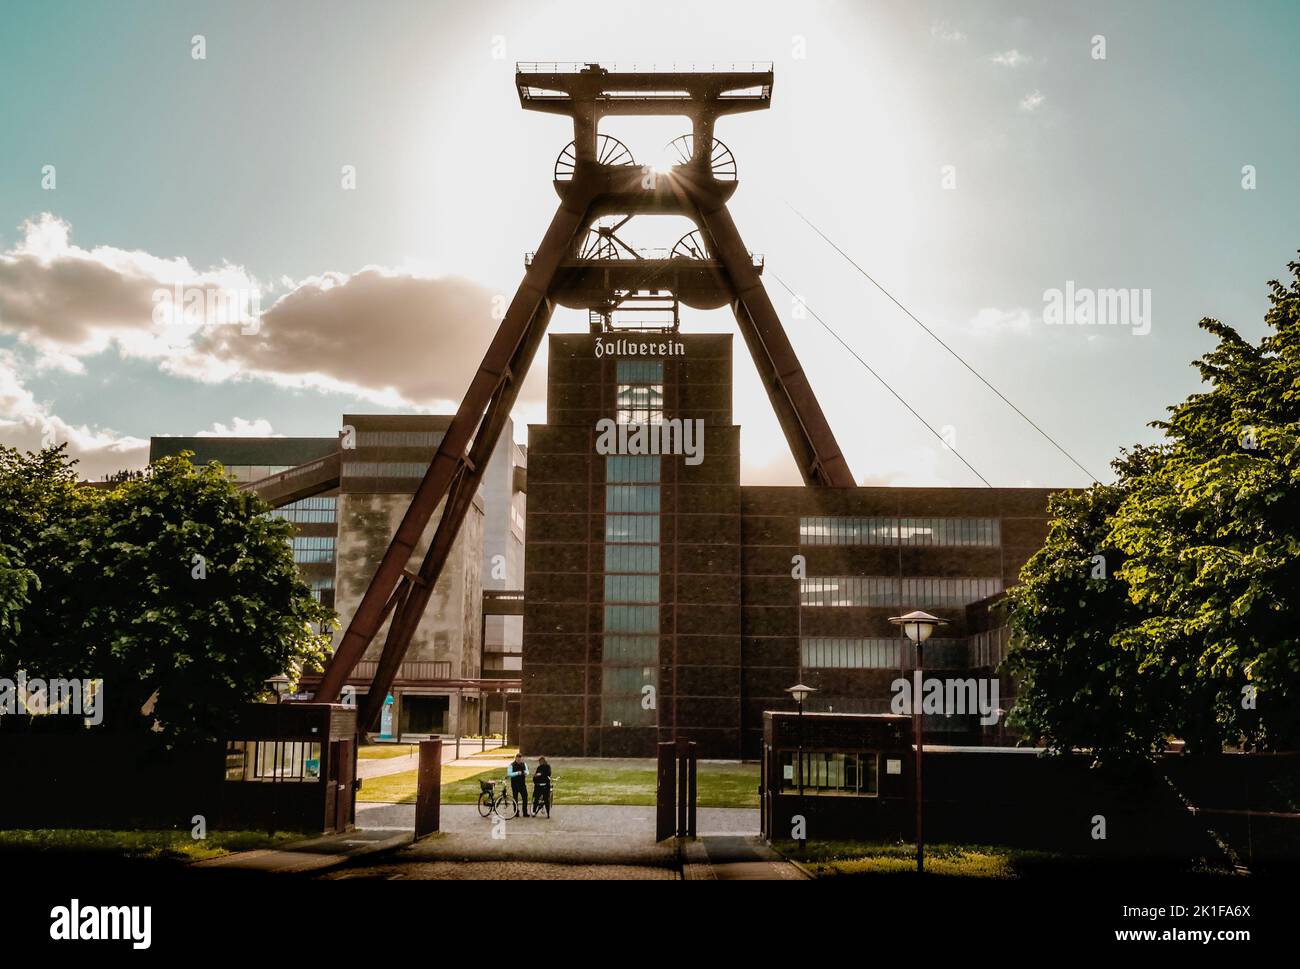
left=515, top=61, right=774, bottom=75
left=525, top=248, right=763, bottom=266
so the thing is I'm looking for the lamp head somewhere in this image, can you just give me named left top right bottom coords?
left=785, top=683, right=816, bottom=706
left=888, top=610, right=947, bottom=644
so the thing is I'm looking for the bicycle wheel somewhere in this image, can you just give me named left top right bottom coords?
left=496, top=792, right=518, bottom=819
left=477, top=792, right=494, bottom=818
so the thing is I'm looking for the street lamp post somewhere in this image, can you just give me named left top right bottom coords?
left=888, top=610, right=946, bottom=874
left=265, top=674, right=291, bottom=837
left=785, top=683, right=816, bottom=852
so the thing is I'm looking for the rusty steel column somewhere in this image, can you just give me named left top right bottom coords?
left=696, top=201, right=855, bottom=487
left=415, top=738, right=443, bottom=838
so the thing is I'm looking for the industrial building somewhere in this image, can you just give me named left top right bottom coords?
left=519, top=333, right=1053, bottom=759
left=149, top=414, right=526, bottom=738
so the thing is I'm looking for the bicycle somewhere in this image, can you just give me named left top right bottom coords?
left=531, top=776, right=556, bottom=818
left=476, top=778, right=521, bottom=819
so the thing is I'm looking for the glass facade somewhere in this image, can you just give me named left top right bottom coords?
left=779, top=750, right=878, bottom=796
left=799, top=516, right=1001, bottom=547
left=291, top=535, right=336, bottom=563
left=801, top=637, right=967, bottom=669
left=615, top=360, right=664, bottom=424
left=341, top=461, right=438, bottom=478
left=801, top=637, right=902, bottom=669
left=354, top=430, right=445, bottom=448
left=800, top=575, right=1003, bottom=608
left=224, top=740, right=322, bottom=782
left=601, top=359, right=665, bottom=729
left=269, top=495, right=337, bottom=523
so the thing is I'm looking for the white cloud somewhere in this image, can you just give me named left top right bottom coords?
left=0, top=215, right=518, bottom=412
left=194, top=417, right=279, bottom=437
left=0, top=214, right=261, bottom=361
left=191, top=266, right=512, bottom=409
left=1019, top=90, right=1046, bottom=112
left=991, top=49, right=1032, bottom=68
left=970, top=306, right=1034, bottom=337
left=0, top=348, right=149, bottom=479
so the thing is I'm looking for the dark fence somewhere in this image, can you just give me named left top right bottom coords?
left=763, top=733, right=1298, bottom=870
left=1, top=704, right=356, bottom=833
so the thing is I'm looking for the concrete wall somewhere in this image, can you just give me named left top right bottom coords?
left=333, top=494, right=483, bottom=671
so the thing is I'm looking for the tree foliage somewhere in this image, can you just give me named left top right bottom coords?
left=1007, top=258, right=1300, bottom=763
left=0, top=447, right=334, bottom=743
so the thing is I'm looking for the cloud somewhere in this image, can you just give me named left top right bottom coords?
left=191, top=267, right=512, bottom=409
left=1019, top=90, right=1046, bottom=112
left=930, top=20, right=966, bottom=43
left=194, top=417, right=278, bottom=437
left=970, top=306, right=1034, bottom=337
left=0, top=214, right=260, bottom=360
left=0, top=348, right=149, bottom=478
left=990, top=49, right=1032, bottom=68
left=0, top=215, right=518, bottom=412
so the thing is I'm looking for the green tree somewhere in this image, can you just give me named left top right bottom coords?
left=1007, top=258, right=1300, bottom=763
left=0, top=448, right=334, bottom=743
left=0, top=445, right=85, bottom=637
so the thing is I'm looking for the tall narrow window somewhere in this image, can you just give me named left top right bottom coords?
left=601, top=438, right=661, bottom=727
left=615, top=360, right=664, bottom=424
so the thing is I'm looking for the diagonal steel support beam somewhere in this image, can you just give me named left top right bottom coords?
left=315, top=181, right=597, bottom=706
left=694, top=200, right=855, bottom=487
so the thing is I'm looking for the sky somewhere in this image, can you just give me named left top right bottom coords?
left=1, top=0, right=1297, bottom=486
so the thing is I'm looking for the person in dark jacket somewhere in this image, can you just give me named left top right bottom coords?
left=507, top=753, right=529, bottom=817
left=532, top=756, right=553, bottom=818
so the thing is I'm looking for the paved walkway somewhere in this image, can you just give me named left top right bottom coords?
left=192, top=828, right=412, bottom=874
left=323, top=802, right=805, bottom=880
left=683, top=835, right=809, bottom=881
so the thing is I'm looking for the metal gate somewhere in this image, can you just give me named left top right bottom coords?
left=656, top=739, right=697, bottom=841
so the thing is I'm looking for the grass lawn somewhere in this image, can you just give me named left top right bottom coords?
left=358, top=761, right=760, bottom=807
left=0, top=829, right=307, bottom=864
left=468, top=745, right=516, bottom=758
left=774, top=840, right=1071, bottom=879
left=357, top=743, right=419, bottom=760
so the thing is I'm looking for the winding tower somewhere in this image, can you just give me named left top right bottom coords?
left=313, top=62, right=854, bottom=729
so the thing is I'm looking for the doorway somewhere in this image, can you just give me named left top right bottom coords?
left=401, top=695, right=450, bottom=735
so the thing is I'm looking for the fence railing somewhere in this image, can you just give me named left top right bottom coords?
left=352, top=660, right=452, bottom=682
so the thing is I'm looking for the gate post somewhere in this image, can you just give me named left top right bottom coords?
left=686, top=740, right=697, bottom=839
left=415, top=738, right=442, bottom=839
left=656, top=742, right=676, bottom=841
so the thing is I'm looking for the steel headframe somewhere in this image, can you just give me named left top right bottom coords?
left=314, top=63, right=854, bottom=729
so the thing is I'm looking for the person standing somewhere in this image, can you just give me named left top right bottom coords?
left=532, top=756, right=553, bottom=818
left=507, top=753, right=530, bottom=817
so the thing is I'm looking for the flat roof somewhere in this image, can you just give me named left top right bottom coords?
left=149, top=436, right=336, bottom=466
